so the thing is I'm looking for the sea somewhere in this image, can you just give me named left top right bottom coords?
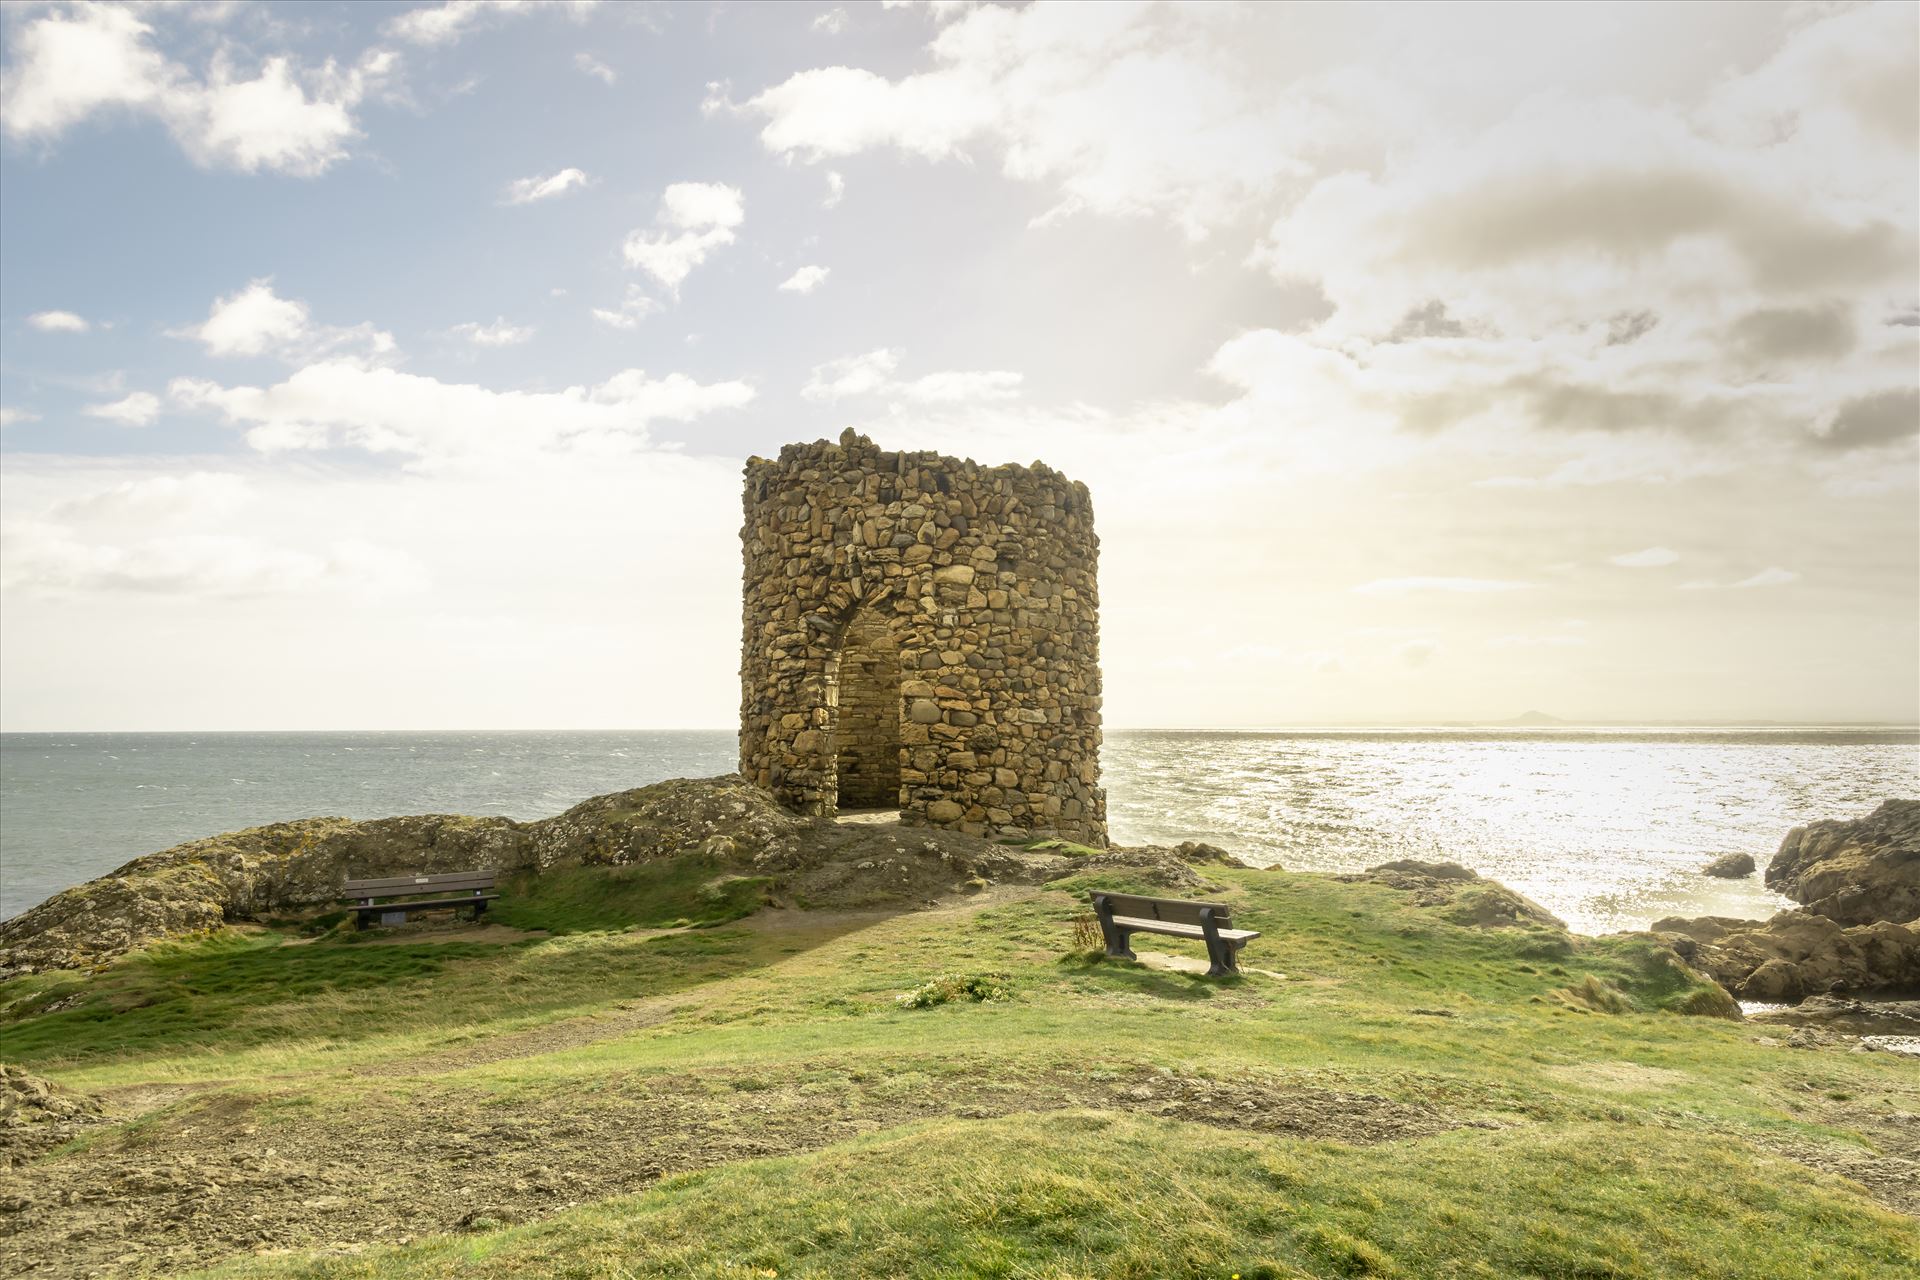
left=2, top=728, right=1916, bottom=935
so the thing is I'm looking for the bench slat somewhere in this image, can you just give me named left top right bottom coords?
left=1092, top=892, right=1232, bottom=928
left=355, top=894, right=499, bottom=911
left=344, top=871, right=496, bottom=895
left=1109, top=915, right=1259, bottom=942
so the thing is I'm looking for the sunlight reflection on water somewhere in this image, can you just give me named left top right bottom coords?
left=1105, top=728, right=1920, bottom=934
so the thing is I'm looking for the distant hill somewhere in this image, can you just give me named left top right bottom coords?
left=1495, top=711, right=1566, bottom=726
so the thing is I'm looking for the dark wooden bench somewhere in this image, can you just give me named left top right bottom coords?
left=1090, top=891, right=1260, bottom=976
left=343, top=871, right=499, bottom=930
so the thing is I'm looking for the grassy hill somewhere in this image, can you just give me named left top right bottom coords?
left=1, top=854, right=1915, bottom=1279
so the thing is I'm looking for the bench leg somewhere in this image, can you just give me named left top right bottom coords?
left=1205, top=939, right=1240, bottom=977
left=1091, top=896, right=1134, bottom=960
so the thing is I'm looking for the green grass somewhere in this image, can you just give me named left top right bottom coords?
left=196, top=1114, right=1914, bottom=1280
left=489, top=858, right=773, bottom=933
left=4, top=861, right=1916, bottom=1278
left=0, top=924, right=790, bottom=1069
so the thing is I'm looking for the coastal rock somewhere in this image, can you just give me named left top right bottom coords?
left=0, top=813, right=532, bottom=976
left=1747, top=996, right=1920, bottom=1037
left=1702, top=853, right=1756, bottom=879
left=0, top=1065, right=106, bottom=1171
left=1339, top=861, right=1565, bottom=930
left=1766, top=798, right=1919, bottom=926
left=1, top=774, right=1143, bottom=975
left=1173, top=841, right=1249, bottom=868
left=1648, top=910, right=1920, bottom=1002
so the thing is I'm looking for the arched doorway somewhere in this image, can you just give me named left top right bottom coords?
left=829, top=607, right=902, bottom=812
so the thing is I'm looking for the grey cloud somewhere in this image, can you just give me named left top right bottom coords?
left=1729, top=302, right=1855, bottom=363
left=1606, top=310, right=1658, bottom=346
left=1414, top=169, right=1911, bottom=294
left=1509, top=375, right=1732, bottom=436
left=1813, top=388, right=1920, bottom=451
left=1390, top=375, right=1727, bottom=438
left=1385, top=300, right=1468, bottom=342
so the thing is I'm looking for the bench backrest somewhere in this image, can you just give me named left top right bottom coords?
left=343, top=871, right=495, bottom=902
left=1090, top=891, right=1232, bottom=928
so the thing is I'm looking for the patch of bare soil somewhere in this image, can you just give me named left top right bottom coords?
left=0, top=1060, right=1471, bottom=1279
left=346, top=991, right=701, bottom=1080
left=1760, top=1093, right=1920, bottom=1218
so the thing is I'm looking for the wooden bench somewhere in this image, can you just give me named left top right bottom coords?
left=343, top=871, right=499, bottom=930
left=1089, top=891, right=1260, bottom=976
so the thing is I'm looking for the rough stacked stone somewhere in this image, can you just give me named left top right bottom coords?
left=739, top=429, right=1107, bottom=845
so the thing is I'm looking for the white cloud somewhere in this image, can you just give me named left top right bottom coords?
left=505, top=167, right=590, bottom=204
left=386, top=1, right=597, bottom=47
left=0, top=408, right=42, bottom=428
left=1609, top=547, right=1680, bottom=568
left=169, top=360, right=754, bottom=463
left=823, top=169, right=845, bottom=208
left=727, top=3, right=1362, bottom=239
left=897, top=369, right=1022, bottom=403
left=1, top=450, right=744, bottom=730
left=659, top=182, right=745, bottom=231
left=174, top=280, right=396, bottom=365
left=451, top=318, right=534, bottom=347
left=728, top=1, right=1916, bottom=505
left=574, top=52, right=616, bottom=85
left=778, top=265, right=830, bottom=294
left=802, top=349, right=1023, bottom=404
left=622, top=182, right=745, bottom=294
left=83, top=392, right=161, bottom=427
left=1351, top=577, right=1535, bottom=596
left=1397, top=639, right=1439, bottom=668
left=52, top=472, right=252, bottom=523
left=27, top=310, right=90, bottom=333
left=813, top=8, right=848, bottom=35
left=1, top=519, right=424, bottom=599
left=0, top=5, right=395, bottom=176
left=1680, top=567, right=1801, bottom=590
left=591, top=285, right=657, bottom=330
left=803, top=349, right=899, bottom=401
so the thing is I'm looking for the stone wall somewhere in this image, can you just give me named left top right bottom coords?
left=740, top=429, right=1106, bottom=844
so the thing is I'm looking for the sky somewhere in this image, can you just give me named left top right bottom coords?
left=0, top=0, right=1915, bottom=732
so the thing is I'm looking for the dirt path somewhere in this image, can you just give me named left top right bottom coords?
left=0, top=1060, right=1471, bottom=1279
left=353, top=895, right=1042, bottom=1081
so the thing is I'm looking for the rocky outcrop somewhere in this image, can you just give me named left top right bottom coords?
left=1, top=812, right=532, bottom=976
left=1766, top=799, right=1919, bottom=926
left=1621, top=802, right=1920, bottom=1006
left=1746, top=995, right=1920, bottom=1037
left=0, top=1065, right=105, bottom=1171
left=1338, top=860, right=1565, bottom=930
left=1649, top=911, right=1920, bottom=1002
left=1702, top=853, right=1755, bottom=879
left=0, top=775, right=1134, bottom=976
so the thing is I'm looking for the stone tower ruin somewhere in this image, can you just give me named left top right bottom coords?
left=739, top=429, right=1107, bottom=845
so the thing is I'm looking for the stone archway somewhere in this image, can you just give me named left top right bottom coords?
left=828, top=606, right=902, bottom=812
